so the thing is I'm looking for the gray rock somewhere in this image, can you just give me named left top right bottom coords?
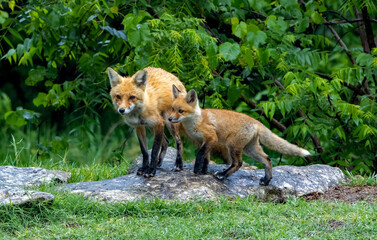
left=60, top=147, right=346, bottom=202
left=0, top=166, right=71, bottom=206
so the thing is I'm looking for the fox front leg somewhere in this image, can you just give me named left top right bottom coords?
left=194, top=142, right=213, bottom=175
left=144, top=123, right=165, bottom=178
left=136, top=126, right=149, bottom=175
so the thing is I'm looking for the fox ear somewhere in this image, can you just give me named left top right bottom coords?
left=108, top=68, right=121, bottom=87
left=185, top=89, right=197, bottom=104
left=133, top=70, right=148, bottom=87
left=172, top=85, right=181, bottom=99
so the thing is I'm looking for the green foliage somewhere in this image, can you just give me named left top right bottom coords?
left=344, top=171, right=377, bottom=186
left=0, top=0, right=377, bottom=174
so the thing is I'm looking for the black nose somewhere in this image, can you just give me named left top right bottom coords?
left=119, top=108, right=125, bottom=114
left=168, top=117, right=173, bottom=121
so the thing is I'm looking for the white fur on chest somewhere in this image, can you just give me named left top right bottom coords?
left=183, top=119, right=204, bottom=142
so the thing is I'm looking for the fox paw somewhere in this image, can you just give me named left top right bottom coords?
left=259, top=176, right=271, bottom=186
left=136, top=166, right=149, bottom=176
left=214, top=171, right=226, bottom=180
left=143, top=168, right=156, bottom=178
left=172, top=165, right=183, bottom=172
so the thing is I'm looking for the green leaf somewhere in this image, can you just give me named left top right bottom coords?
left=246, top=31, right=267, bottom=48
left=206, top=43, right=218, bottom=68
left=356, top=53, right=374, bottom=66
left=4, top=107, right=40, bottom=127
left=228, top=85, right=242, bottom=105
left=219, top=42, right=241, bottom=61
left=5, top=111, right=27, bottom=127
left=243, top=48, right=254, bottom=68
left=8, top=28, right=23, bottom=41
left=127, top=23, right=151, bottom=47
left=1, top=49, right=16, bottom=61
left=33, top=92, right=48, bottom=107
left=281, top=0, right=297, bottom=9
left=295, top=17, right=309, bottom=33
left=101, top=26, right=128, bottom=42
left=311, top=12, right=324, bottom=24
left=25, top=66, right=46, bottom=86
left=232, top=21, right=247, bottom=39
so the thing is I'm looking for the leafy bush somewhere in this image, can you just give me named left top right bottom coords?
left=0, top=0, right=376, bottom=174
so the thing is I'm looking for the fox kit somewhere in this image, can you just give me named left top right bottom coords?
left=169, top=86, right=310, bottom=185
left=108, top=67, right=186, bottom=177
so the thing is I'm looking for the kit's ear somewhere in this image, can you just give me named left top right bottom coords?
left=185, top=89, right=197, bottom=104
left=172, top=84, right=181, bottom=99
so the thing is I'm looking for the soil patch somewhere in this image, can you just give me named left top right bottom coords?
left=303, top=185, right=377, bottom=203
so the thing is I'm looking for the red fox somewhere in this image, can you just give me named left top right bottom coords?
left=108, top=67, right=186, bottom=177
left=169, top=85, right=310, bottom=185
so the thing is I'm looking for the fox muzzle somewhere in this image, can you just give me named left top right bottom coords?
left=118, top=104, right=135, bottom=115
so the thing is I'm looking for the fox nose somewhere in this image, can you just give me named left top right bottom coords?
left=119, top=108, right=125, bottom=114
left=168, top=117, right=173, bottom=122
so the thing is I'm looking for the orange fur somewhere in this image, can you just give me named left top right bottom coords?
left=169, top=87, right=310, bottom=185
left=109, top=67, right=186, bottom=177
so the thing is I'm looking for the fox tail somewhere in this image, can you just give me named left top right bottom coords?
left=258, top=126, right=310, bottom=157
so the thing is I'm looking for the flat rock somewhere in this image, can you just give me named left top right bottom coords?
left=0, top=166, right=71, bottom=206
left=60, top=148, right=346, bottom=202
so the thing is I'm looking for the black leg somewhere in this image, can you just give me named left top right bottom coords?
left=194, top=143, right=207, bottom=174
left=136, top=127, right=149, bottom=175
left=157, top=134, right=169, bottom=168
left=144, top=125, right=164, bottom=178
left=200, top=155, right=209, bottom=174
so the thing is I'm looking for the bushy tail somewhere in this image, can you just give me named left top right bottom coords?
left=258, top=126, right=310, bottom=157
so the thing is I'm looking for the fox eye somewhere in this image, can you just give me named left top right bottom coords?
left=116, top=95, right=121, bottom=100
left=129, top=95, right=136, bottom=100
left=178, top=109, right=184, bottom=113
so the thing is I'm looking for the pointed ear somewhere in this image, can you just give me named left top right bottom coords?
left=185, top=89, right=198, bottom=104
left=172, top=85, right=181, bottom=99
left=133, top=70, right=148, bottom=87
left=108, top=68, right=121, bottom=88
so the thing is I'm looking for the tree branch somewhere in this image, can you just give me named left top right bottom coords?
left=354, top=7, right=370, bottom=53
left=325, top=21, right=357, bottom=65
left=298, top=108, right=323, bottom=157
left=362, top=7, right=377, bottom=50
left=324, top=18, right=377, bottom=25
left=240, top=94, right=287, bottom=132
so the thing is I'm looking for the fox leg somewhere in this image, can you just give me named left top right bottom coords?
left=136, top=126, right=149, bottom=175
left=166, top=121, right=183, bottom=171
left=194, top=142, right=214, bottom=174
left=157, top=134, right=169, bottom=168
left=200, top=152, right=210, bottom=174
left=214, top=148, right=243, bottom=180
left=144, top=122, right=164, bottom=178
left=244, top=139, right=272, bottom=186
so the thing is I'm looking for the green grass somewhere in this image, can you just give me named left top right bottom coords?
left=343, top=171, right=377, bottom=186
left=1, top=125, right=377, bottom=239
left=1, top=188, right=376, bottom=239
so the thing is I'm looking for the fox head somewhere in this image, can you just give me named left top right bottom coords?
left=168, top=85, right=199, bottom=123
left=108, top=68, right=147, bottom=115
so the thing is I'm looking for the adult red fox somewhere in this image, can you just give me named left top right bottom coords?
left=108, top=67, right=186, bottom=177
left=168, top=85, right=310, bottom=185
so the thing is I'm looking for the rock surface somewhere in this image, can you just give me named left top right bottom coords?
left=0, top=166, right=71, bottom=205
left=60, top=147, right=346, bottom=203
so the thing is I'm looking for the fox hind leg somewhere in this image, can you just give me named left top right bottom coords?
left=214, top=148, right=243, bottom=180
left=244, top=139, right=272, bottom=186
left=157, top=134, right=169, bottom=168
left=166, top=121, right=184, bottom=171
